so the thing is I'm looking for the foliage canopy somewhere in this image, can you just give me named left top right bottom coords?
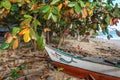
left=0, top=0, right=120, bottom=50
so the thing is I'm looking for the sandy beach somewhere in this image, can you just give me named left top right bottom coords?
left=62, top=38, right=120, bottom=61
left=92, top=38, right=120, bottom=50
left=0, top=38, right=120, bottom=80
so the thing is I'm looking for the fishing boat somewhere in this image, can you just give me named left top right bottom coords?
left=45, top=45, right=120, bottom=80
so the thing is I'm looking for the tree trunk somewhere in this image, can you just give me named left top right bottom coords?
left=42, top=0, right=45, bottom=3
left=46, top=31, right=50, bottom=44
left=81, top=30, right=93, bottom=42
left=76, top=29, right=80, bottom=41
left=33, top=40, right=37, bottom=51
left=81, top=35, right=89, bottom=42
left=57, top=31, right=65, bottom=48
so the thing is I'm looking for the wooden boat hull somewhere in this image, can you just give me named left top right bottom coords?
left=45, top=45, right=120, bottom=80
left=53, top=61, right=120, bottom=80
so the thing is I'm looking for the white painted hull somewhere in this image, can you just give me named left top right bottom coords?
left=45, top=45, right=120, bottom=78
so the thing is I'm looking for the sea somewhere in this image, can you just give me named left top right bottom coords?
left=96, top=30, right=120, bottom=40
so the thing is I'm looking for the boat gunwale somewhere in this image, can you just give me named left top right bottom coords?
left=45, top=45, right=120, bottom=68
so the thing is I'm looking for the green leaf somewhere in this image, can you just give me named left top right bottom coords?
left=105, top=14, right=110, bottom=25
left=102, top=28, right=106, bottom=35
left=79, top=0, right=85, bottom=7
left=10, top=69, right=20, bottom=78
left=75, top=3, right=81, bottom=14
left=30, top=0, right=35, bottom=2
left=52, top=7, right=59, bottom=15
left=32, top=9, right=40, bottom=14
left=12, top=27, right=21, bottom=36
left=2, top=0, right=11, bottom=9
left=30, top=28, right=37, bottom=40
left=20, top=18, right=32, bottom=27
left=32, top=19, right=41, bottom=27
left=0, top=42, right=10, bottom=50
left=0, top=2, right=2, bottom=8
left=68, top=2, right=76, bottom=7
left=51, top=14, right=57, bottom=22
left=105, top=26, right=109, bottom=34
left=113, top=4, right=120, bottom=17
left=107, top=34, right=113, bottom=40
left=50, top=0, right=60, bottom=5
left=93, top=23, right=98, bottom=30
left=24, top=18, right=32, bottom=23
left=24, top=14, right=32, bottom=18
left=11, top=4, right=19, bottom=12
left=36, top=35, right=46, bottom=50
left=40, top=5, right=50, bottom=13
left=102, top=26, right=109, bottom=35
left=44, top=12, right=52, bottom=20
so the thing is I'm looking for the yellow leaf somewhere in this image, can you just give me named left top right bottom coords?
left=23, top=29, right=31, bottom=42
left=57, top=67, right=64, bottom=71
left=88, top=9, right=93, bottom=17
left=57, top=3, right=63, bottom=10
left=19, top=28, right=29, bottom=36
left=86, top=2, right=90, bottom=6
left=12, top=38, right=19, bottom=49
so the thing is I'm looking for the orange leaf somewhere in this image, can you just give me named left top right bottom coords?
left=82, top=8, right=88, bottom=18
left=18, top=28, right=29, bottom=36
left=30, top=5, right=35, bottom=11
left=25, top=0, right=30, bottom=4
left=19, top=10, right=25, bottom=15
left=4, top=32, right=9, bottom=38
left=44, top=28, right=51, bottom=32
left=5, top=9, right=10, bottom=14
left=5, top=33, right=13, bottom=43
left=77, top=14, right=82, bottom=18
left=110, top=18, right=113, bottom=25
left=12, top=38, right=19, bottom=49
left=82, top=14, right=87, bottom=18
left=57, top=3, right=63, bottom=10
left=30, top=5, right=41, bottom=11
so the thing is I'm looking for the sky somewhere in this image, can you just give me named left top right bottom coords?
left=113, top=0, right=120, bottom=6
